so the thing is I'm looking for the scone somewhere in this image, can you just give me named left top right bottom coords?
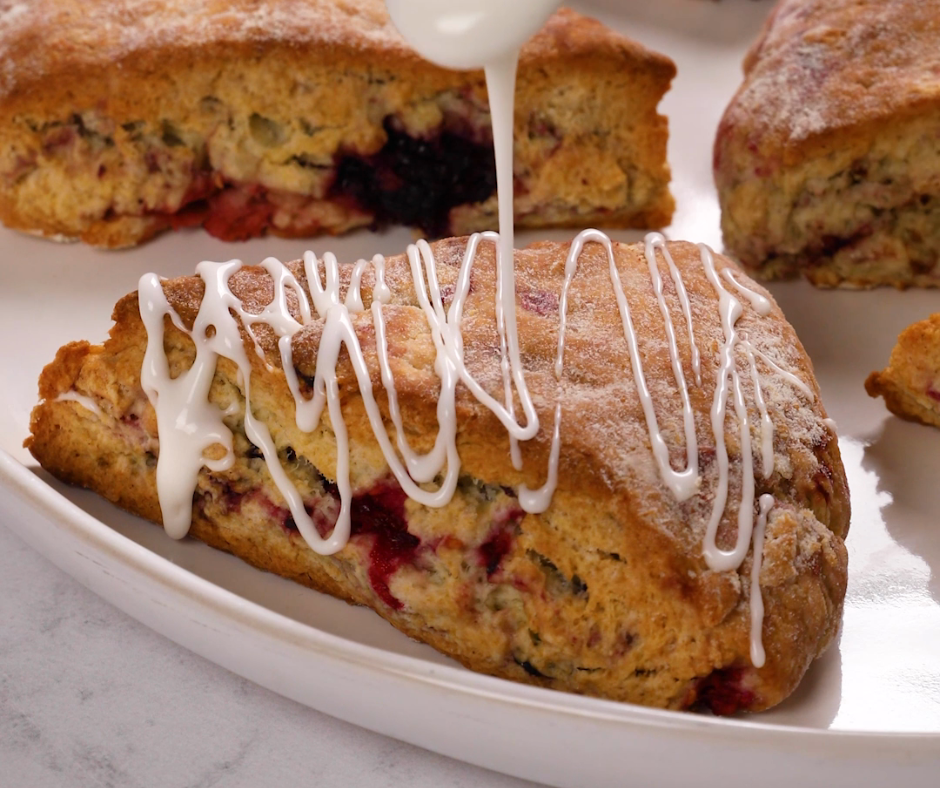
left=715, top=0, right=940, bottom=288
left=26, top=234, right=849, bottom=713
left=0, top=0, right=675, bottom=248
left=866, top=314, right=940, bottom=428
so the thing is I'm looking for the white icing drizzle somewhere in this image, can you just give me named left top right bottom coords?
left=55, top=390, right=102, bottom=416
left=722, top=268, right=773, bottom=317
left=138, top=234, right=818, bottom=665
left=139, top=270, right=236, bottom=540
left=748, top=344, right=815, bottom=401
left=749, top=494, right=776, bottom=669
left=698, top=244, right=822, bottom=661
left=487, top=53, right=531, bottom=473
left=646, top=232, right=702, bottom=386
left=739, top=334, right=774, bottom=477
left=700, top=244, right=750, bottom=574
left=387, top=0, right=559, bottom=475
left=641, top=232, right=700, bottom=499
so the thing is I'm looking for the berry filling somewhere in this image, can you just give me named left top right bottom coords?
left=330, top=117, right=497, bottom=238
left=345, top=483, right=419, bottom=610
left=478, top=508, right=524, bottom=577
left=145, top=115, right=498, bottom=242
left=519, top=288, right=559, bottom=317
left=24, top=109, right=501, bottom=241
left=237, top=447, right=529, bottom=613
left=688, top=667, right=757, bottom=715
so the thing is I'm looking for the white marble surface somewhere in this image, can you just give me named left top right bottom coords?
left=0, top=522, right=542, bottom=788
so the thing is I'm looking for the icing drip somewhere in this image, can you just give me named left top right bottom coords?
left=722, top=268, right=772, bottom=317
left=749, top=494, right=776, bottom=668
left=487, top=53, right=530, bottom=473
left=648, top=233, right=702, bottom=386
left=139, top=271, right=236, bottom=540
left=699, top=243, right=750, bottom=573
left=695, top=243, right=816, bottom=660
left=641, top=232, right=700, bottom=500
left=524, top=230, right=704, bottom=506
left=740, top=335, right=775, bottom=477
left=55, top=390, right=102, bottom=416
left=386, top=0, right=559, bottom=474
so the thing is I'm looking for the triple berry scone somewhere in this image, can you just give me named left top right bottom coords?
left=0, top=0, right=675, bottom=248
left=715, top=0, right=940, bottom=288
left=26, top=235, right=849, bottom=712
left=866, top=314, right=940, bottom=428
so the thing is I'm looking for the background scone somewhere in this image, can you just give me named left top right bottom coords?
left=715, top=0, right=940, bottom=288
left=27, top=235, right=849, bottom=713
left=867, top=314, right=940, bottom=428
left=0, top=0, right=674, bottom=248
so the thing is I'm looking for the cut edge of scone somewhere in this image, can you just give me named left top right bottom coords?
left=0, top=4, right=675, bottom=248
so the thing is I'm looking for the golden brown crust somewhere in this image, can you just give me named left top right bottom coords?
left=0, top=1, right=675, bottom=247
left=27, top=237, right=848, bottom=711
left=866, top=313, right=940, bottom=428
left=715, top=0, right=940, bottom=287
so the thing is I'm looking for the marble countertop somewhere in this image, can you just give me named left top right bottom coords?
left=0, top=522, right=542, bottom=788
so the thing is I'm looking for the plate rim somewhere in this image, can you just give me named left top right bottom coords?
left=3, top=447, right=939, bottom=753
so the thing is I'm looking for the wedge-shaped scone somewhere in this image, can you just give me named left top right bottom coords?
left=0, top=0, right=674, bottom=248
left=715, top=0, right=940, bottom=288
left=27, top=235, right=849, bottom=712
left=866, top=314, right=940, bottom=427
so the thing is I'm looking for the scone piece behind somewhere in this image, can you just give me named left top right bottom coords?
left=866, top=314, right=940, bottom=427
left=715, top=0, right=940, bottom=288
left=27, top=237, right=849, bottom=713
left=0, top=1, right=674, bottom=248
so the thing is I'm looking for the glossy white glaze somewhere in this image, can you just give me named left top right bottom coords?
left=55, top=390, right=102, bottom=416
left=749, top=493, right=775, bottom=668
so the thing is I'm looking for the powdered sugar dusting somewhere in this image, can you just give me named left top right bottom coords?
left=727, top=0, right=940, bottom=145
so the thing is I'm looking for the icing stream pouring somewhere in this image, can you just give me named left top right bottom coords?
left=387, top=0, right=564, bottom=468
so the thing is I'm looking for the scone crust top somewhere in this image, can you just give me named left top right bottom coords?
left=0, top=1, right=675, bottom=110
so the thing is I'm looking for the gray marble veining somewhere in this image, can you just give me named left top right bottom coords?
left=0, top=523, right=542, bottom=788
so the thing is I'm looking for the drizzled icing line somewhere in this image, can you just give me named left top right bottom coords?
left=55, top=390, right=102, bottom=416
left=137, top=231, right=815, bottom=666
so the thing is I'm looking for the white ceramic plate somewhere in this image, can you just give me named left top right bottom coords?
left=1, top=1, right=939, bottom=785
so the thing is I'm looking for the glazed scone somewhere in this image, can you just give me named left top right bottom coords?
left=0, top=0, right=675, bottom=248
left=715, top=0, right=940, bottom=288
left=27, top=235, right=849, bottom=712
left=866, top=314, right=940, bottom=428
